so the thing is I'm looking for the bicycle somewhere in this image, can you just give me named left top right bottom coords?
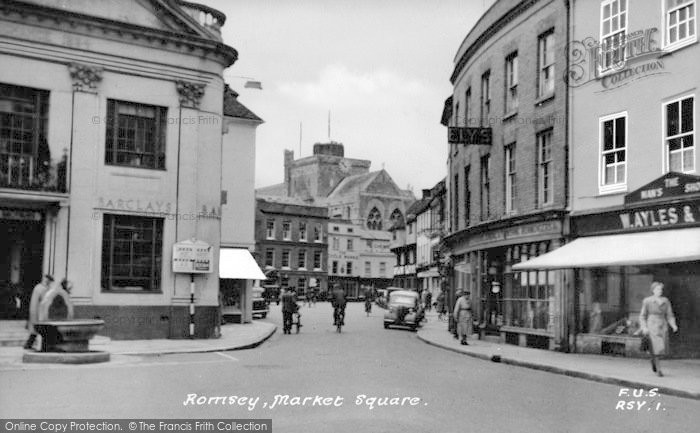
left=364, top=299, right=372, bottom=316
left=334, top=306, right=345, bottom=333
left=292, top=311, right=302, bottom=334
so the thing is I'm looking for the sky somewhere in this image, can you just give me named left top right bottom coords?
left=205, top=0, right=494, bottom=193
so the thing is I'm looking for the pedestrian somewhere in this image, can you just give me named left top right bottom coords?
left=24, top=274, right=54, bottom=350
left=425, top=291, right=432, bottom=312
left=436, top=289, right=446, bottom=320
left=640, top=281, right=678, bottom=377
left=281, top=287, right=298, bottom=334
left=453, top=289, right=472, bottom=346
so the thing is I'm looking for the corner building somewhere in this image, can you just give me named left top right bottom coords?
left=444, top=0, right=570, bottom=350
left=516, top=0, right=700, bottom=358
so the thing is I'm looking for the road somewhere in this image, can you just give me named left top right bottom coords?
left=1, top=302, right=698, bottom=433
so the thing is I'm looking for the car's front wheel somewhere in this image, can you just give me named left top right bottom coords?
left=383, top=323, right=389, bottom=329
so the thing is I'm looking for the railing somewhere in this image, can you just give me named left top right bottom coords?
left=177, top=1, right=226, bottom=39
left=0, top=152, right=67, bottom=193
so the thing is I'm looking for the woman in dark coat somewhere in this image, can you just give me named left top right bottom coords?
left=640, top=282, right=678, bottom=377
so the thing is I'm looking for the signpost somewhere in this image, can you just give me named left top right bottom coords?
left=447, top=127, right=493, bottom=145
left=173, top=239, right=213, bottom=338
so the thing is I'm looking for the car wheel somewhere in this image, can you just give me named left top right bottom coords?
left=261, top=313, right=267, bottom=318
left=383, top=323, right=389, bottom=329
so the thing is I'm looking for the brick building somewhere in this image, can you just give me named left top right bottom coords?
left=443, top=0, right=570, bottom=350
left=254, top=197, right=328, bottom=297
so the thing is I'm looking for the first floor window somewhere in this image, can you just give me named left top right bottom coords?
left=281, top=249, right=290, bottom=268
left=599, top=114, right=627, bottom=189
left=346, top=261, right=353, bottom=275
left=347, top=239, right=354, bottom=251
left=665, top=95, right=695, bottom=173
left=297, top=278, right=306, bottom=295
left=538, top=131, right=554, bottom=205
left=101, top=214, right=163, bottom=292
left=299, top=222, right=307, bottom=241
left=480, top=155, right=490, bottom=220
left=282, top=221, right=291, bottom=240
left=505, top=144, right=516, bottom=213
left=313, top=251, right=322, bottom=270
left=266, top=219, right=275, bottom=239
left=105, top=99, right=166, bottom=169
left=365, top=261, right=371, bottom=276
left=313, top=226, right=321, bottom=242
left=265, top=249, right=274, bottom=267
left=298, top=250, right=306, bottom=269
left=379, top=262, right=387, bottom=277
left=332, top=261, right=338, bottom=274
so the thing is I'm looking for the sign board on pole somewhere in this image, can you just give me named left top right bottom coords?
left=172, top=239, right=213, bottom=273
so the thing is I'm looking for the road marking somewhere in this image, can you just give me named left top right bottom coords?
left=215, top=351, right=239, bottom=361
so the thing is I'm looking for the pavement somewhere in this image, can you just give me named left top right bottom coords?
left=416, top=311, right=700, bottom=400
left=0, top=320, right=276, bottom=368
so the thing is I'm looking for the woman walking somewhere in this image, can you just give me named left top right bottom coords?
left=640, top=282, right=678, bottom=377
left=453, top=289, right=472, bottom=346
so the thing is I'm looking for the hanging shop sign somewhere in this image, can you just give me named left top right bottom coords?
left=447, top=127, right=493, bottom=145
left=624, top=172, right=700, bottom=205
left=172, top=238, right=213, bottom=273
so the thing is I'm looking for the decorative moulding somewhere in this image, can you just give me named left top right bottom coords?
left=68, top=62, right=103, bottom=93
left=176, top=80, right=206, bottom=109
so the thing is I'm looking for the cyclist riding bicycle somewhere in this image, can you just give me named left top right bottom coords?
left=330, top=284, right=347, bottom=327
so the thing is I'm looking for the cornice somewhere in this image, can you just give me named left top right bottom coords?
left=0, top=0, right=237, bottom=67
left=450, top=0, right=539, bottom=84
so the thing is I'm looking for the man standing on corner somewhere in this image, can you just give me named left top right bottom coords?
left=24, top=274, right=54, bottom=350
left=280, top=287, right=297, bottom=335
left=330, top=283, right=347, bottom=327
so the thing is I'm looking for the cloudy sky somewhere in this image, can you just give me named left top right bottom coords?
left=205, top=0, right=493, bottom=193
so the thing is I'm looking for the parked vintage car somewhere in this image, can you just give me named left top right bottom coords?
left=383, top=290, right=424, bottom=330
left=252, top=286, right=269, bottom=319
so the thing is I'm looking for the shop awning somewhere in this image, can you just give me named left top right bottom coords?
left=417, top=270, right=440, bottom=278
left=219, top=248, right=267, bottom=280
left=512, top=228, right=700, bottom=270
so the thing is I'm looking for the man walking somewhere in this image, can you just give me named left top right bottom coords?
left=24, top=274, right=54, bottom=350
left=280, top=287, right=298, bottom=335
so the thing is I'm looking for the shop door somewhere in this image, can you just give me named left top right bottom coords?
left=0, top=219, right=44, bottom=319
left=665, top=264, right=700, bottom=358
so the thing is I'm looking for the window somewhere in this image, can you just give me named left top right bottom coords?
left=333, top=226, right=339, bottom=232
left=332, top=237, right=339, bottom=250
left=367, top=207, right=382, bottom=230
left=366, top=239, right=372, bottom=248
left=538, top=130, right=554, bottom=205
left=101, top=214, right=163, bottom=292
left=380, top=262, right=386, bottom=277
left=365, top=261, right=371, bottom=276
left=313, top=226, right=321, bottom=242
left=464, top=166, right=471, bottom=226
left=665, top=0, right=697, bottom=49
left=346, top=261, right=353, bottom=275
left=389, top=208, right=403, bottom=225
left=105, top=99, right=166, bottom=169
left=347, top=227, right=354, bottom=233
left=347, top=239, right=354, bottom=251
left=266, top=219, right=275, bottom=239
left=600, top=0, right=627, bottom=72
left=281, top=249, right=290, bottom=268
left=332, top=261, right=338, bottom=274
left=599, top=113, right=627, bottom=191
left=505, top=268, right=555, bottom=330
left=0, top=83, right=56, bottom=191
left=453, top=173, right=459, bottom=229
left=505, top=143, right=517, bottom=213
left=480, top=70, right=491, bottom=126
left=538, top=30, right=555, bottom=98
left=313, top=251, right=322, bottom=270
left=299, top=222, right=307, bottom=241
left=454, top=101, right=460, bottom=127
left=265, top=249, right=274, bottom=267
left=297, top=278, right=306, bottom=295
left=282, top=221, right=291, bottom=240
left=465, top=87, right=472, bottom=126
left=665, top=96, right=695, bottom=173
left=298, top=250, right=306, bottom=269
left=505, top=52, right=519, bottom=113
left=480, top=155, right=490, bottom=220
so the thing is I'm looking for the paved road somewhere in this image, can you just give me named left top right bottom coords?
left=1, top=302, right=698, bottom=432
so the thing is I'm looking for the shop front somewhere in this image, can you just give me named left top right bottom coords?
left=446, top=212, right=569, bottom=350
left=514, top=173, right=700, bottom=358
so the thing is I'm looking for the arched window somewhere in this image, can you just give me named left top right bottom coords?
left=366, top=207, right=382, bottom=230
left=389, top=208, right=403, bottom=225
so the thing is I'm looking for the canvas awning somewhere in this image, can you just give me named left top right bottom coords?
left=219, top=248, right=266, bottom=280
left=512, top=228, right=700, bottom=270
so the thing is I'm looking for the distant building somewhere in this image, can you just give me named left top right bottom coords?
left=254, top=197, right=328, bottom=298
left=415, top=180, right=446, bottom=300
left=257, top=141, right=414, bottom=296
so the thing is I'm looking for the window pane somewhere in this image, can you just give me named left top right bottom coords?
left=667, top=101, right=679, bottom=136
left=683, top=149, right=694, bottom=171
left=670, top=152, right=681, bottom=171
left=681, top=97, right=694, bottom=133
left=604, top=120, right=614, bottom=150
left=605, top=166, right=615, bottom=184
left=616, top=164, right=625, bottom=182
left=615, top=117, right=625, bottom=148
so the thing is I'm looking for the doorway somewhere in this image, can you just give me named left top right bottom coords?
left=0, top=218, right=44, bottom=319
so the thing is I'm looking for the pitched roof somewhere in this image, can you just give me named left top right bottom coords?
left=256, top=182, right=287, bottom=197
left=327, top=171, right=382, bottom=199
left=223, top=85, right=263, bottom=122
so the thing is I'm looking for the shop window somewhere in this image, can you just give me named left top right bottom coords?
left=537, top=30, right=555, bottom=98
left=537, top=130, right=553, bottom=205
left=599, top=112, right=627, bottom=193
left=101, top=214, right=163, bottom=292
left=600, top=0, right=627, bottom=73
left=664, top=0, right=697, bottom=50
left=664, top=95, right=695, bottom=173
left=505, top=269, right=555, bottom=330
left=505, top=52, right=519, bottom=113
left=105, top=99, right=166, bottom=169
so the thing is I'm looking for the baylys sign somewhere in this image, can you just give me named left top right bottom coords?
left=447, top=127, right=492, bottom=145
